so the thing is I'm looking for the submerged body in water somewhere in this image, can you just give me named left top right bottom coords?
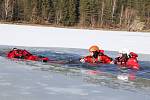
left=80, top=45, right=140, bottom=71
left=1, top=46, right=150, bottom=81
left=0, top=46, right=150, bottom=100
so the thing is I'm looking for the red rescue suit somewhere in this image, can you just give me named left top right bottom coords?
left=22, top=50, right=32, bottom=58
left=7, top=48, right=49, bottom=62
left=114, top=54, right=128, bottom=66
left=114, top=52, right=140, bottom=70
left=83, top=55, right=112, bottom=64
left=126, top=52, right=140, bottom=70
left=26, top=55, right=38, bottom=61
left=7, top=49, right=23, bottom=59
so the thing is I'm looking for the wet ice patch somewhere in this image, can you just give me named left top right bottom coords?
left=20, top=91, right=32, bottom=95
left=45, top=87, right=88, bottom=96
left=117, top=74, right=129, bottom=81
left=36, top=82, right=49, bottom=87
left=0, top=82, right=12, bottom=86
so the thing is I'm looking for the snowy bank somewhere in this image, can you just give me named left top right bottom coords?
left=0, top=24, right=150, bottom=54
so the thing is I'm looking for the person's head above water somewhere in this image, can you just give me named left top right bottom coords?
left=89, top=45, right=100, bottom=52
left=89, top=45, right=102, bottom=58
left=13, top=48, right=17, bottom=50
left=119, top=48, right=130, bottom=54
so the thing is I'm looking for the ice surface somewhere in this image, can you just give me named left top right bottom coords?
left=0, top=24, right=150, bottom=54
left=0, top=56, right=150, bottom=100
left=0, top=24, right=150, bottom=100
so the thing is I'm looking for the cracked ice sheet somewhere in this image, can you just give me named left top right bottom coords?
left=0, top=56, right=150, bottom=100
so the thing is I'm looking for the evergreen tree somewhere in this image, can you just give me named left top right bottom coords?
left=103, top=0, right=113, bottom=26
left=47, top=0, right=55, bottom=24
left=61, top=0, right=69, bottom=25
left=0, top=0, right=149, bottom=31
left=115, top=0, right=126, bottom=25
left=53, top=0, right=63, bottom=25
left=12, top=0, right=24, bottom=21
left=12, top=0, right=19, bottom=21
left=24, top=0, right=32, bottom=21
left=41, top=0, right=49, bottom=21
left=144, top=0, right=150, bottom=29
left=41, top=0, right=55, bottom=24
left=68, top=0, right=78, bottom=26
left=0, top=0, right=4, bottom=20
left=30, top=0, right=42, bottom=23
left=61, top=0, right=78, bottom=26
left=80, top=0, right=91, bottom=26
left=90, top=0, right=99, bottom=27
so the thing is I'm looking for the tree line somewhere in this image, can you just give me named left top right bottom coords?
left=0, top=0, right=149, bottom=31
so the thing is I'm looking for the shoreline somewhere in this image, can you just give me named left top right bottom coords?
left=1, top=21, right=149, bottom=33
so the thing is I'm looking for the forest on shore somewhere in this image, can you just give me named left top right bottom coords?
left=0, top=0, right=150, bottom=31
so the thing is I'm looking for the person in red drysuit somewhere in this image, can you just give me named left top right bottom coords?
left=22, top=49, right=32, bottom=58
left=26, top=55, right=39, bottom=61
left=7, top=48, right=49, bottom=62
left=126, top=52, right=140, bottom=70
left=7, top=48, right=23, bottom=59
left=114, top=49, right=140, bottom=70
left=80, top=45, right=113, bottom=64
left=114, top=49, right=129, bottom=66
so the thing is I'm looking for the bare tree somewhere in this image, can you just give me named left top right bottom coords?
left=119, top=4, right=124, bottom=26
left=112, top=0, right=117, bottom=23
left=4, top=0, right=16, bottom=20
left=100, top=1, right=105, bottom=27
left=124, top=7, right=137, bottom=27
left=4, top=0, right=9, bottom=19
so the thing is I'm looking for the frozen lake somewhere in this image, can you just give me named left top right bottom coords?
left=0, top=45, right=150, bottom=100
left=0, top=24, right=150, bottom=99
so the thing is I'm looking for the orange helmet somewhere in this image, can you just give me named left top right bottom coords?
left=89, top=45, right=99, bottom=52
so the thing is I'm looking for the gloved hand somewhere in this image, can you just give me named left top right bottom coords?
left=110, top=61, right=114, bottom=64
left=80, top=58, right=85, bottom=63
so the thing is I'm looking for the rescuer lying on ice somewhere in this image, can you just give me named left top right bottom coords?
left=80, top=45, right=113, bottom=64
left=114, top=49, right=140, bottom=70
left=7, top=48, right=49, bottom=62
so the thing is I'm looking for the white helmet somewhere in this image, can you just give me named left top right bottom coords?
left=119, top=48, right=130, bottom=55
